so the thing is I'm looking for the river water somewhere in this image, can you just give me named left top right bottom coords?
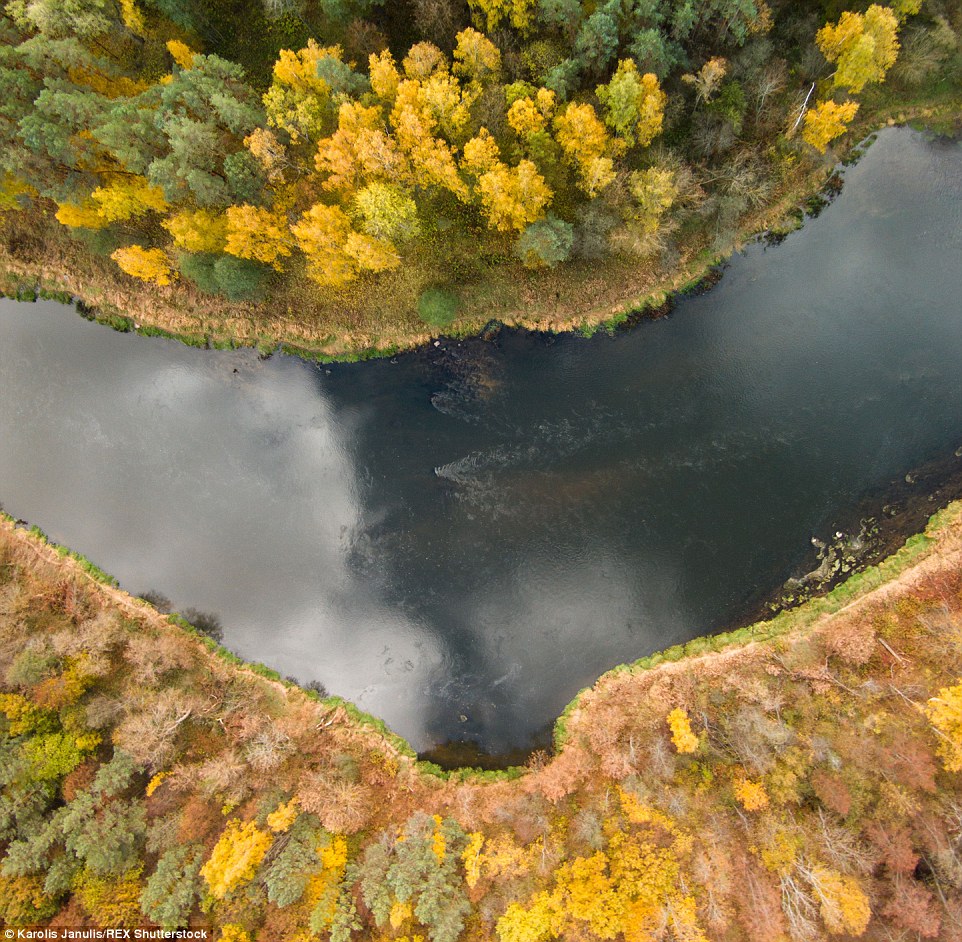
left=1, top=128, right=961, bottom=754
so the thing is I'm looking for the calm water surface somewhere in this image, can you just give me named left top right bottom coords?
left=2, top=128, right=962, bottom=752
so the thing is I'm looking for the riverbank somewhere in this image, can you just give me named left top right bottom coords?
left=3, top=494, right=962, bottom=933
left=1, top=94, right=957, bottom=363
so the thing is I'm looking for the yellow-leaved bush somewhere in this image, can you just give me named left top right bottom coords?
left=666, top=707, right=699, bottom=754
left=802, top=100, right=859, bottom=153
left=927, top=680, right=962, bottom=772
left=200, top=820, right=273, bottom=899
left=111, top=246, right=174, bottom=286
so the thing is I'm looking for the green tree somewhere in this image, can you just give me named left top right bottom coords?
left=263, top=818, right=326, bottom=907
left=357, top=813, right=471, bottom=942
left=140, top=845, right=202, bottom=929
left=596, top=60, right=666, bottom=147
left=574, top=8, right=619, bottom=76
left=514, top=214, right=574, bottom=268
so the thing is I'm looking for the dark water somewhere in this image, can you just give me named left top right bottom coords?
left=2, top=128, right=961, bottom=754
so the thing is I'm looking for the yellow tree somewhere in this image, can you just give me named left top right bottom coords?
left=402, top=41, right=447, bottom=80
left=496, top=830, right=704, bottom=942
left=245, top=128, right=288, bottom=183
left=733, top=776, right=770, bottom=811
left=416, top=71, right=477, bottom=140
left=264, top=41, right=343, bottom=143
left=806, top=865, right=871, bottom=936
left=56, top=200, right=109, bottom=230
left=90, top=176, right=168, bottom=223
left=353, top=182, right=421, bottom=242
left=391, top=79, right=469, bottom=198
left=119, top=0, right=146, bottom=34
left=802, top=100, right=859, bottom=152
left=163, top=209, right=229, bottom=253
left=224, top=205, right=292, bottom=269
left=369, top=50, right=401, bottom=102
left=200, top=820, right=273, bottom=899
left=508, top=97, right=548, bottom=138
left=927, top=681, right=962, bottom=771
left=111, top=246, right=174, bottom=286
left=290, top=203, right=359, bottom=288
left=453, top=28, right=502, bottom=85
left=462, top=128, right=502, bottom=175
left=597, top=61, right=666, bottom=148
left=817, top=5, right=900, bottom=93
left=666, top=708, right=698, bottom=754
left=629, top=167, right=677, bottom=233
left=56, top=177, right=167, bottom=230
left=468, top=0, right=536, bottom=32
left=0, top=174, right=33, bottom=213
left=166, top=40, right=197, bottom=70
left=316, top=103, right=410, bottom=194
left=554, top=102, right=617, bottom=197
left=682, top=56, right=728, bottom=105
left=477, top=159, right=552, bottom=232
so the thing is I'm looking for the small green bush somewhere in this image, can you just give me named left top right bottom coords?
left=417, top=287, right=459, bottom=328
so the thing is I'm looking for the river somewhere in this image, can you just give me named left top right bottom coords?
left=1, top=127, right=961, bottom=755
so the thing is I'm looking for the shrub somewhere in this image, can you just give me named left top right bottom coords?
left=418, top=288, right=459, bottom=328
left=514, top=215, right=575, bottom=269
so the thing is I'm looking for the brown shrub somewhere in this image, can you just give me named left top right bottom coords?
left=811, top=769, right=852, bottom=817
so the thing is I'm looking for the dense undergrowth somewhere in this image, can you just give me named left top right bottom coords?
left=2, top=504, right=962, bottom=938
left=0, top=0, right=958, bottom=356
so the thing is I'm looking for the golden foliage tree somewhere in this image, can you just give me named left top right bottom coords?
left=477, top=159, right=552, bottom=232
left=733, top=776, right=770, bottom=811
left=628, top=167, right=677, bottom=233
left=553, top=103, right=616, bottom=197
left=391, top=79, right=469, bottom=198
left=316, top=103, right=406, bottom=194
left=224, top=205, right=292, bottom=269
left=111, top=246, right=174, bottom=286
left=453, top=28, right=502, bottom=84
left=927, top=680, right=962, bottom=772
left=807, top=865, right=872, bottom=936
left=508, top=97, right=547, bottom=138
left=166, top=39, right=197, bottom=70
left=496, top=829, right=705, bottom=942
left=468, top=0, right=536, bottom=32
left=56, top=177, right=167, bottom=229
left=264, top=41, right=345, bottom=145
left=200, top=820, right=273, bottom=899
left=245, top=128, right=288, bottom=183
left=163, top=209, right=229, bottom=254
left=682, top=56, right=728, bottom=105
left=90, top=176, right=168, bottom=223
left=370, top=50, right=401, bottom=101
left=817, top=5, right=900, bottom=93
left=290, top=203, right=358, bottom=288
left=802, top=100, right=859, bottom=152
left=0, top=173, right=33, bottom=213
left=462, top=128, right=502, bottom=174
left=77, top=870, right=143, bottom=928
left=667, top=708, right=699, bottom=754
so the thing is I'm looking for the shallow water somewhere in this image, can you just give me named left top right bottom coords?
left=2, top=128, right=962, bottom=753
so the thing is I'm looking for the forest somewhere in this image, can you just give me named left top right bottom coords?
left=0, top=0, right=958, bottom=345
left=2, top=501, right=962, bottom=938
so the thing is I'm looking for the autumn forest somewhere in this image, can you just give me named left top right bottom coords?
left=0, top=0, right=958, bottom=345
